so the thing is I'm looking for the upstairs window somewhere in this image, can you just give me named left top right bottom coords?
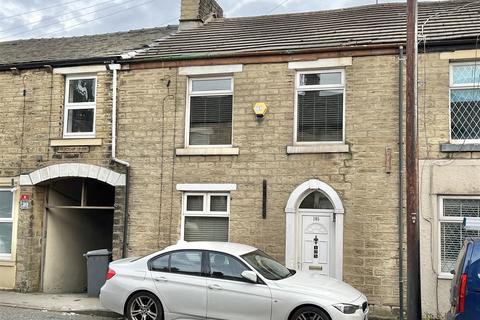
left=64, top=75, right=97, bottom=138
left=187, top=77, right=233, bottom=146
left=295, top=70, right=345, bottom=143
left=450, top=63, right=480, bottom=142
left=0, top=190, right=13, bottom=259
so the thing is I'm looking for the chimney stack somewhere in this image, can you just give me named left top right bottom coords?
left=179, top=0, right=224, bottom=30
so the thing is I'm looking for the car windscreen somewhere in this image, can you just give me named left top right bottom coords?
left=241, top=250, right=292, bottom=280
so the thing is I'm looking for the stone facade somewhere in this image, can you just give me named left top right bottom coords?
left=1, top=48, right=476, bottom=318
left=116, top=55, right=404, bottom=316
left=0, top=67, right=127, bottom=291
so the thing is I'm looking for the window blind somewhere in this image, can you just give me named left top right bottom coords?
left=297, top=90, right=343, bottom=142
left=189, top=95, right=233, bottom=145
left=184, top=216, right=229, bottom=242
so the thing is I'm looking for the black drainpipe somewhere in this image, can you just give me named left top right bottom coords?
left=398, top=45, right=405, bottom=320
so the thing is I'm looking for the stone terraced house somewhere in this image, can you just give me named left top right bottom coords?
left=1, top=0, right=480, bottom=318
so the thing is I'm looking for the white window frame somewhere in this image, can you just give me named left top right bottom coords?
left=0, top=188, right=14, bottom=260
left=294, top=69, right=346, bottom=145
left=180, top=192, right=230, bottom=241
left=63, top=74, right=97, bottom=138
left=449, top=62, right=480, bottom=144
left=185, top=76, right=234, bottom=148
left=438, top=195, right=480, bottom=278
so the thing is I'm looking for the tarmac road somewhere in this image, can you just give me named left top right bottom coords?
left=0, top=306, right=122, bottom=320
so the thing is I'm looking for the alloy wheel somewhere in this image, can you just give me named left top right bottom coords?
left=129, top=295, right=158, bottom=320
left=295, top=311, right=326, bottom=320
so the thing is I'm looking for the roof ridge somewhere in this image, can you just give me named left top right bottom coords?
left=219, top=0, right=474, bottom=21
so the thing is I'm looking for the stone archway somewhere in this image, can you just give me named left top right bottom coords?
left=19, top=164, right=126, bottom=293
left=20, top=163, right=126, bottom=187
left=285, top=179, right=344, bottom=279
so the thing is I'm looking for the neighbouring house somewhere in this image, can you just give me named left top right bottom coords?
left=1, top=0, right=480, bottom=318
left=0, top=26, right=177, bottom=292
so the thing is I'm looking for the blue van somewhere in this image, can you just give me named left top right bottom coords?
left=447, top=219, right=480, bottom=320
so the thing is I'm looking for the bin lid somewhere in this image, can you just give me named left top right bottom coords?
left=84, top=249, right=111, bottom=256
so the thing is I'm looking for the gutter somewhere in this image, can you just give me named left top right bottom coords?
left=108, top=63, right=131, bottom=259
left=125, top=43, right=405, bottom=64
left=125, top=36, right=480, bottom=66
left=0, top=56, right=117, bottom=72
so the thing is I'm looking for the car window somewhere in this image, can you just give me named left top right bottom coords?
left=170, top=251, right=202, bottom=276
left=242, top=250, right=292, bottom=280
left=151, top=254, right=170, bottom=272
left=209, top=252, right=250, bottom=282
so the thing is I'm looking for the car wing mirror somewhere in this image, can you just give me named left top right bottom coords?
left=241, top=270, right=258, bottom=283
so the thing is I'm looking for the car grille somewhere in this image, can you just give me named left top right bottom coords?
left=362, top=302, right=368, bottom=312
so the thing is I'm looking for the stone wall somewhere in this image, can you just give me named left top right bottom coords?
left=117, top=55, right=404, bottom=315
left=0, top=67, right=125, bottom=291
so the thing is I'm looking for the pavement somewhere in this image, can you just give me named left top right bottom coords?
left=0, top=291, right=120, bottom=318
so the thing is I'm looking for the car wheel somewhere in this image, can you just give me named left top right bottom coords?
left=291, top=306, right=329, bottom=320
left=126, top=291, right=163, bottom=320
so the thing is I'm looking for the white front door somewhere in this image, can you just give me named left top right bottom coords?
left=301, top=213, right=333, bottom=275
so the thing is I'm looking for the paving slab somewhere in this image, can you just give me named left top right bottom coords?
left=0, top=291, right=119, bottom=318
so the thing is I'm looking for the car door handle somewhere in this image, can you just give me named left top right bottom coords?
left=154, top=276, right=168, bottom=282
left=208, top=284, right=222, bottom=290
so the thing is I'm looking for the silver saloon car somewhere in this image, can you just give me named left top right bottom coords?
left=100, top=241, right=368, bottom=320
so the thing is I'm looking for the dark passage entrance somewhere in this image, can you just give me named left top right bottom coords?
left=42, top=178, right=114, bottom=293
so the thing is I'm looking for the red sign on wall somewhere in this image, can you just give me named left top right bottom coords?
left=20, top=194, right=30, bottom=201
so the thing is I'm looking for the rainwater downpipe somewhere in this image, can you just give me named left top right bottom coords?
left=109, top=63, right=130, bottom=259
left=398, top=46, right=405, bottom=320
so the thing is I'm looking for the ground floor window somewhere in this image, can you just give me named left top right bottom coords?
left=0, top=189, right=14, bottom=259
left=439, top=197, right=480, bottom=274
left=182, top=192, right=229, bottom=242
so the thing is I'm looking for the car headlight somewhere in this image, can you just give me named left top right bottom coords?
left=333, top=303, right=361, bottom=314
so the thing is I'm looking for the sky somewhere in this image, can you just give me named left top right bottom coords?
left=0, top=0, right=414, bottom=41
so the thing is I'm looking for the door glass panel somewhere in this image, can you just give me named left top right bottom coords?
left=0, top=191, right=12, bottom=219
left=0, top=222, right=12, bottom=254
left=209, top=252, right=249, bottom=282
left=299, top=191, right=334, bottom=209
left=170, top=251, right=202, bottom=276
left=151, top=254, right=170, bottom=272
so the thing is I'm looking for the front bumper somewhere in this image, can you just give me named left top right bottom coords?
left=326, top=295, right=369, bottom=320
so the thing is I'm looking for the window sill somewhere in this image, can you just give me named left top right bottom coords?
left=287, top=144, right=349, bottom=154
left=50, top=138, right=102, bottom=147
left=176, top=147, right=239, bottom=156
left=0, top=258, right=14, bottom=266
left=440, top=143, right=480, bottom=152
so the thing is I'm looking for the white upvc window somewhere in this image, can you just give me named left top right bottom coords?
left=181, top=192, right=230, bottom=242
left=294, top=69, right=345, bottom=144
left=186, top=77, right=233, bottom=147
left=449, top=62, right=480, bottom=143
left=63, top=74, right=97, bottom=138
left=439, top=196, right=480, bottom=277
left=0, top=189, right=14, bottom=260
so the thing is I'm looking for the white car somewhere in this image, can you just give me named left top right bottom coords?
left=100, top=242, right=368, bottom=320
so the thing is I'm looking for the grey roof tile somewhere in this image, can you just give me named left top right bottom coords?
left=0, top=26, right=177, bottom=66
left=132, top=0, right=480, bottom=61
